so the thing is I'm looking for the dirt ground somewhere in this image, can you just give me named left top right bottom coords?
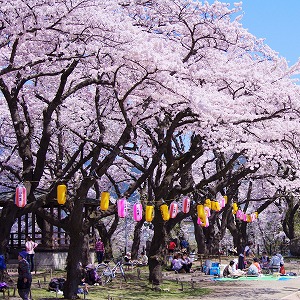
left=163, top=259, right=300, bottom=300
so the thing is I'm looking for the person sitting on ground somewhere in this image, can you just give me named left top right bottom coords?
left=137, top=252, right=148, bottom=266
left=171, top=253, right=184, bottom=273
left=269, top=253, right=281, bottom=273
left=244, top=260, right=259, bottom=276
left=223, top=260, right=244, bottom=277
left=181, top=252, right=193, bottom=273
left=85, top=264, right=100, bottom=285
left=223, top=260, right=236, bottom=277
left=260, top=251, right=270, bottom=269
left=253, top=257, right=262, bottom=273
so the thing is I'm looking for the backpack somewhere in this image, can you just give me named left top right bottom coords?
left=0, top=255, right=6, bottom=270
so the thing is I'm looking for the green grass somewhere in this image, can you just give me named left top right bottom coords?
left=9, top=269, right=212, bottom=300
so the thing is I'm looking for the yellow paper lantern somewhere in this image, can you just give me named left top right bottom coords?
left=232, top=202, right=238, bottom=214
left=204, top=198, right=211, bottom=209
left=197, top=204, right=205, bottom=222
left=100, top=191, right=110, bottom=211
left=224, top=195, right=228, bottom=204
left=160, top=204, right=170, bottom=221
left=246, top=215, right=252, bottom=223
left=214, top=201, right=221, bottom=212
left=57, top=184, right=67, bottom=205
left=145, top=205, right=154, bottom=222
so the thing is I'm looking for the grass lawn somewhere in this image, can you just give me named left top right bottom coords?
left=7, top=268, right=212, bottom=300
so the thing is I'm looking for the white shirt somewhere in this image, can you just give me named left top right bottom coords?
left=26, top=240, right=38, bottom=254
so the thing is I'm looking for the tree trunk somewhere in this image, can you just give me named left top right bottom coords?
left=63, top=190, right=86, bottom=298
left=193, top=216, right=206, bottom=254
left=0, top=202, right=18, bottom=254
left=131, top=219, right=144, bottom=260
left=148, top=217, right=166, bottom=286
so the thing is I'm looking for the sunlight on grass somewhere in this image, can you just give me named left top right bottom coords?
left=12, top=269, right=212, bottom=300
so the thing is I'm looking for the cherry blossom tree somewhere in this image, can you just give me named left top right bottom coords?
left=1, top=0, right=300, bottom=292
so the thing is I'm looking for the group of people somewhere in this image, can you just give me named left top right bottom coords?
left=171, top=252, right=193, bottom=273
left=168, top=238, right=190, bottom=254
left=224, top=242, right=285, bottom=278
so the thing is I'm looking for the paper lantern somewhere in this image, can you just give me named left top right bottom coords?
left=239, top=211, right=245, bottom=221
left=15, top=185, right=27, bottom=207
left=204, top=206, right=211, bottom=217
left=232, top=202, right=238, bottom=214
left=204, top=198, right=211, bottom=209
left=57, top=184, right=67, bottom=205
left=133, top=203, right=143, bottom=222
left=197, top=204, right=205, bottom=222
left=220, top=197, right=226, bottom=208
left=145, top=205, right=154, bottom=222
left=214, top=201, right=221, bottom=212
left=169, top=202, right=178, bottom=218
left=118, top=197, right=128, bottom=218
left=243, top=213, right=247, bottom=222
left=246, top=215, right=252, bottom=223
left=160, top=204, right=170, bottom=221
left=182, top=196, right=190, bottom=213
left=100, top=191, right=110, bottom=211
left=197, top=217, right=201, bottom=225
left=224, top=195, right=228, bottom=204
left=236, top=209, right=243, bottom=219
left=250, top=213, right=256, bottom=222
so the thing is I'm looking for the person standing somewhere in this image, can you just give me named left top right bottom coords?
left=17, top=251, right=32, bottom=300
left=238, top=241, right=254, bottom=270
left=95, top=237, right=105, bottom=264
left=25, top=236, right=38, bottom=272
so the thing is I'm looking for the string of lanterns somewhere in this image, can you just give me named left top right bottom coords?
left=14, top=184, right=259, bottom=225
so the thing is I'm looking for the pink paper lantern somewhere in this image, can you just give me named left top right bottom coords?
left=15, top=185, right=27, bottom=207
left=117, top=197, right=128, bottom=218
left=133, top=203, right=143, bottom=221
left=204, top=206, right=211, bottom=217
left=182, top=196, right=190, bottom=213
left=169, top=201, right=178, bottom=218
left=236, top=209, right=243, bottom=219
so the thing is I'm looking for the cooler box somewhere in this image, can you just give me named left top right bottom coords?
left=209, top=266, right=220, bottom=275
left=211, top=262, right=220, bottom=267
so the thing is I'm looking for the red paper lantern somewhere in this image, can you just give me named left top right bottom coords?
left=169, top=202, right=178, bottom=218
left=15, top=185, right=27, bottom=207
left=182, top=196, right=190, bottom=213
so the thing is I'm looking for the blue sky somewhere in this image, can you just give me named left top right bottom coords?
left=209, top=1, right=300, bottom=66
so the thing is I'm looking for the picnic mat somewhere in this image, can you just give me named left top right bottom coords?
left=212, top=275, right=296, bottom=281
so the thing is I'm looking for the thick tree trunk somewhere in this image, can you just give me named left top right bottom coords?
left=148, top=217, right=166, bottom=286
left=193, top=216, right=206, bottom=254
left=64, top=231, right=85, bottom=299
left=0, top=202, right=18, bottom=254
left=63, top=190, right=86, bottom=299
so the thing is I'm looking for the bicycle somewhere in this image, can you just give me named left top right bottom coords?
left=96, top=259, right=126, bottom=285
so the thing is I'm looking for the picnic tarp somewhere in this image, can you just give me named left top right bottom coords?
left=212, top=275, right=295, bottom=281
